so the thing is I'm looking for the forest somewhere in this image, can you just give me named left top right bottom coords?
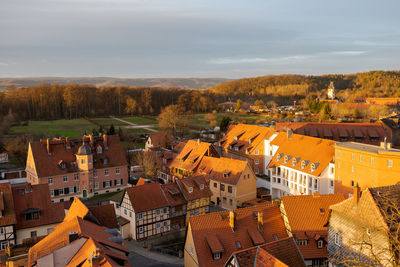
left=210, top=71, right=400, bottom=101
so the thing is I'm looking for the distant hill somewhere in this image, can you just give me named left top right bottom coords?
left=0, top=77, right=229, bottom=90
left=210, top=71, right=400, bottom=100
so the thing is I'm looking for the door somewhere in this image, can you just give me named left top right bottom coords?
left=83, top=190, right=87, bottom=198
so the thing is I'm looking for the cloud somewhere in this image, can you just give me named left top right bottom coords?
left=208, top=51, right=367, bottom=65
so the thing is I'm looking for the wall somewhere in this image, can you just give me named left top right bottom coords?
left=16, top=223, right=58, bottom=244
left=184, top=223, right=199, bottom=267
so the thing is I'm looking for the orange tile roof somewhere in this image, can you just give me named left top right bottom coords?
left=268, top=133, right=335, bottom=176
left=189, top=204, right=288, bottom=267
left=280, top=194, right=346, bottom=259
left=12, top=183, right=65, bottom=230
left=147, top=131, right=173, bottom=149
left=125, top=183, right=169, bottom=213
left=217, top=124, right=274, bottom=154
left=227, top=237, right=306, bottom=267
left=194, top=156, right=249, bottom=185
left=176, top=176, right=212, bottom=201
left=28, top=135, right=127, bottom=178
left=275, top=122, right=388, bottom=145
left=0, top=182, right=16, bottom=226
left=161, top=182, right=187, bottom=207
left=170, top=140, right=219, bottom=173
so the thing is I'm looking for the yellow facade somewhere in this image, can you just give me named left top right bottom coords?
left=184, top=223, right=199, bottom=267
left=335, top=143, right=400, bottom=196
left=186, top=197, right=210, bottom=222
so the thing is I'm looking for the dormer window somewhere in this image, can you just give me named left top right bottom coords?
left=213, top=252, right=221, bottom=260
left=311, top=163, right=316, bottom=172
left=292, top=158, right=297, bottom=167
left=317, top=240, right=324, bottom=248
left=23, top=209, right=40, bottom=221
left=200, top=184, right=204, bottom=190
left=276, top=153, right=282, bottom=161
left=103, top=157, right=108, bottom=165
left=188, top=187, right=193, bottom=193
left=96, top=146, right=102, bottom=154
left=234, top=147, right=239, bottom=151
left=234, top=136, right=238, bottom=141
left=283, top=155, right=291, bottom=164
left=301, top=160, right=306, bottom=169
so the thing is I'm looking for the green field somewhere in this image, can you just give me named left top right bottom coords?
left=10, top=119, right=95, bottom=138
left=184, top=112, right=267, bottom=128
left=121, top=116, right=157, bottom=125
left=91, top=118, right=126, bottom=127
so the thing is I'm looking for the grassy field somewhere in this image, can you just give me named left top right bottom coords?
left=91, top=118, right=126, bottom=127
left=184, top=112, right=267, bottom=128
left=10, top=119, right=95, bottom=138
left=121, top=116, right=157, bottom=125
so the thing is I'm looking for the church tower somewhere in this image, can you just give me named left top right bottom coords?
left=327, top=81, right=335, bottom=99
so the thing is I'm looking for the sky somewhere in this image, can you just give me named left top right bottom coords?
left=1, top=0, right=400, bottom=78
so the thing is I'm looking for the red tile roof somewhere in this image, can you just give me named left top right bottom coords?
left=170, top=140, right=219, bottom=173
left=12, top=183, right=65, bottom=230
left=188, top=204, right=288, bottom=267
left=88, top=204, right=119, bottom=229
left=0, top=182, right=16, bottom=226
left=275, top=122, right=388, bottom=145
left=161, top=182, right=186, bottom=207
left=147, top=131, right=173, bottom=149
left=280, top=194, right=346, bottom=259
left=227, top=237, right=306, bottom=267
left=195, top=156, right=249, bottom=185
left=125, top=183, right=169, bottom=213
left=217, top=124, right=274, bottom=155
left=176, top=176, right=212, bottom=201
left=268, top=133, right=335, bottom=176
left=27, top=135, right=127, bottom=177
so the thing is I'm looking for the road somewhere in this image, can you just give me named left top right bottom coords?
left=111, top=116, right=157, bottom=132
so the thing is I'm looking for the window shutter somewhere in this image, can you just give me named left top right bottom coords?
left=103, top=182, right=106, bottom=188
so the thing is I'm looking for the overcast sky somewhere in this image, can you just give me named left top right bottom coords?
left=1, top=0, right=400, bottom=78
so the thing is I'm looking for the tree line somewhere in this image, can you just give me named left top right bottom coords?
left=0, top=84, right=217, bottom=121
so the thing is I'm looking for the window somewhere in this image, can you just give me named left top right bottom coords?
left=188, top=187, right=193, bottom=193
left=334, top=232, right=342, bottom=246
left=255, top=150, right=259, bottom=155
left=63, top=176, right=68, bottom=182
left=200, top=184, right=204, bottom=190
left=223, top=197, right=227, bottom=204
left=50, top=190, right=54, bottom=197
left=116, top=168, right=120, bottom=174
left=297, top=239, right=308, bottom=246
left=255, top=169, right=259, bottom=174
left=370, top=157, right=374, bottom=166
left=359, top=155, right=363, bottom=162
left=93, top=171, right=98, bottom=178
left=103, top=181, right=111, bottom=188
left=236, top=241, right=241, bottom=249
left=388, top=160, right=393, bottom=168
left=163, top=207, right=167, bottom=214
left=337, top=162, right=340, bottom=169
left=351, top=153, right=355, bottom=160
left=94, top=182, right=99, bottom=189
left=25, top=212, right=40, bottom=221
left=351, top=166, right=354, bottom=172
left=69, top=187, right=74, bottom=194
left=163, top=221, right=168, bottom=227
left=156, top=209, right=160, bottom=216
left=213, top=252, right=221, bottom=260
left=156, top=222, right=161, bottom=229
left=81, top=159, right=85, bottom=165
left=105, top=169, right=109, bottom=176
left=337, top=150, right=341, bottom=157
left=48, top=178, right=53, bottom=185
left=255, top=160, right=259, bottom=165
left=229, top=199, right=233, bottom=206
left=138, top=226, right=144, bottom=233
left=317, top=240, right=323, bottom=248
left=74, top=174, right=79, bottom=181
left=30, top=231, right=37, bottom=238
left=273, top=234, right=278, bottom=241
left=220, top=184, right=225, bottom=191
left=351, top=180, right=354, bottom=186
left=228, top=186, right=232, bottom=193
left=129, top=211, right=132, bottom=218
left=124, top=209, right=127, bottom=215
left=330, top=180, right=334, bottom=187
left=190, top=245, right=194, bottom=256
left=138, top=213, right=143, bottom=220
left=234, top=147, right=239, bottom=151
left=0, top=241, right=8, bottom=250
left=115, top=179, right=122, bottom=186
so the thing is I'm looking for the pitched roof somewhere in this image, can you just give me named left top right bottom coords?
left=28, top=197, right=130, bottom=266
left=88, top=204, right=119, bottom=229
left=189, top=204, right=288, bottom=267
left=27, top=135, right=127, bottom=177
left=161, top=182, right=186, bottom=207
left=169, top=140, right=218, bottom=172
left=194, top=156, right=249, bottom=185
left=125, top=183, right=169, bottom=213
left=368, top=184, right=400, bottom=229
left=176, top=176, right=212, bottom=201
left=275, top=122, right=388, bottom=145
left=227, top=237, right=306, bottom=267
left=217, top=124, right=274, bottom=154
left=268, top=133, right=335, bottom=176
left=0, top=182, right=16, bottom=226
left=280, top=194, right=346, bottom=259
left=12, top=183, right=65, bottom=230
left=147, top=131, right=173, bottom=149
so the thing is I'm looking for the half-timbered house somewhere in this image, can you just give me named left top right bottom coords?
left=0, top=182, right=16, bottom=252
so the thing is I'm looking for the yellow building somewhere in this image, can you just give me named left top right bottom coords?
left=195, top=156, right=257, bottom=209
left=335, top=142, right=400, bottom=196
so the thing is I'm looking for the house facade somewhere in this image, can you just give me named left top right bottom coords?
left=327, top=185, right=400, bottom=266
left=195, top=156, right=257, bottom=209
left=145, top=131, right=173, bottom=151
left=25, top=134, right=128, bottom=202
left=216, top=124, right=274, bottom=176
left=120, top=183, right=170, bottom=240
left=0, top=183, right=16, bottom=252
left=267, top=132, right=335, bottom=199
left=335, top=141, right=400, bottom=196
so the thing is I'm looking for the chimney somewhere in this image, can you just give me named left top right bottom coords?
left=353, top=183, right=361, bottom=206
left=312, top=192, right=320, bottom=198
left=287, top=128, right=293, bottom=139
left=257, top=212, right=263, bottom=232
left=229, top=211, right=236, bottom=231
left=46, top=139, right=51, bottom=155
left=103, top=134, right=108, bottom=149
left=89, top=134, right=94, bottom=146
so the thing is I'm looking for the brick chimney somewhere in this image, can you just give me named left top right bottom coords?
left=353, top=183, right=361, bottom=206
left=257, top=212, right=263, bottom=232
left=229, top=211, right=236, bottom=232
left=46, top=139, right=51, bottom=155
left=103, top=134, right=108, bottom=149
